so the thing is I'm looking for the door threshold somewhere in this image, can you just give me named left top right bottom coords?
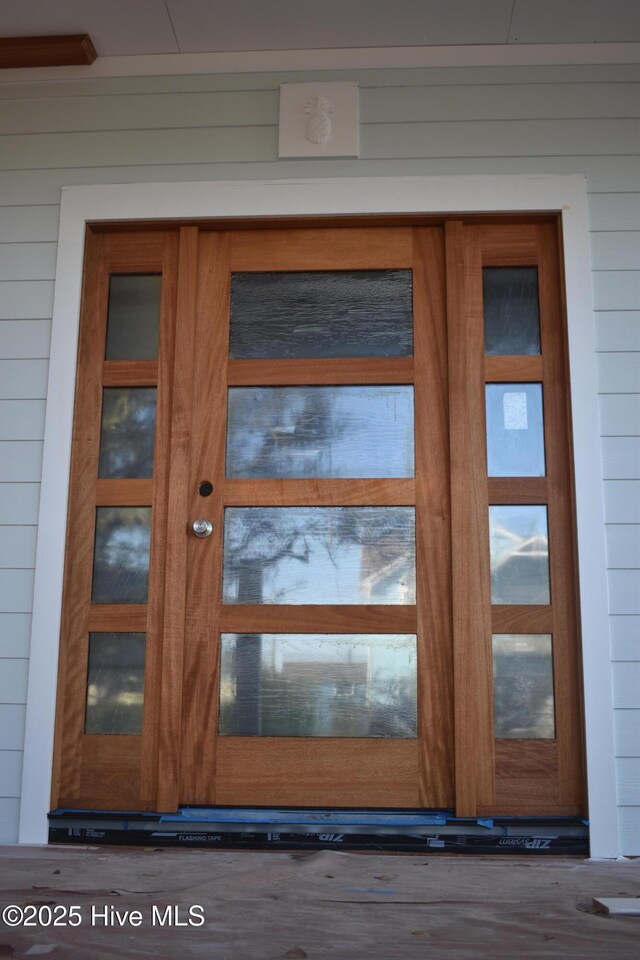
left=48, top=807, right=589, bottom=855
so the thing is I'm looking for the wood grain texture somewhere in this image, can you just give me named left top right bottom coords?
left=446, top=221, right=495, bottom=816
left=412, top=227, right=454, bottom=808
left=491, top=605, right=554, bottom=634
left=215, top=738, right=419, bottom=807
left=488, top=477, right=548, bottom=504
left=154, top=227, right=199, bottom=812
left=87, top=605, right=147, bottom=632
left=95, top=479, right=153, bottom=506
left=230, top=228, right=413, bottom=271
left=102, top=361, right=158, bottom=386
left=538, top=220, right=585, bottom=811
left=227, top=358, right=414, bottom=386
left=219, top=605, right=418, bottom=634
left=493, top=740, right=562, bottom=808
left=484, top=356, right=544, bottom=381
left=223, top=479, right=415, bottom=506
left=0, top=35, right=97, bottom=69
left=180, top=231, right=231, bottom=803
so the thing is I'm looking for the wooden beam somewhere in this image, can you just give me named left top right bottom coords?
left=0, top=35, right=97, bottom=69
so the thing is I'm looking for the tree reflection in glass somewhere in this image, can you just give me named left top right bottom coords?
left=222, top=507, right=416, bottom=605
left=492, top=634, right=555, bottom=738
left=226, top=386, right=414, bottom=479
left=489, top=505, right=550, bottom=605
left=99, top=388, right=157, bottom=478
left=92, top=507, right=152, bottom=604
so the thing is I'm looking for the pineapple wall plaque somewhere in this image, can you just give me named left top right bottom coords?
left=279, top=82, right=359, bottom=158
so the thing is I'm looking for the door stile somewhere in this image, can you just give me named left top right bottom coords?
left=445, top=221, right=496, bottom=817
left=412, top=227, right=455, bottom=808
left=180, top=231, right=232, bottom=803
left=155, top=226, right=200, bottom=812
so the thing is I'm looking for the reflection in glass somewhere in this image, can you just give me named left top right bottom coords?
left=92, top=507, right=152, bottom=604
left=226, top=386, right=415, bottom=479
left=105, top=275, right=161, bottom=360
left=85, top=632, right=146, bottom=734
left=219, top=633, right=417, bottom=737
left=222, top=507, right=416, bottom=605
left=230, top=270, right=413, bottom=359
left=99, top=388, right=157, bottom=478
left=486, top=383, right=545, bottom=477
left=483, top=267, right=541, bottom=356
left=493, top=634, right=555, bottom=738
left=489, top=505, right=550, bottom=605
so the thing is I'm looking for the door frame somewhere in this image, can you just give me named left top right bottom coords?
left=19, top=174, right=617, bottom=857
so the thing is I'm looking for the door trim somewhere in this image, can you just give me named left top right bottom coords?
left=19, top=175, right=617, bottom=858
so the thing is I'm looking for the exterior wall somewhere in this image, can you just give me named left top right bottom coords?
left=0, top=62, right=638, bottom=850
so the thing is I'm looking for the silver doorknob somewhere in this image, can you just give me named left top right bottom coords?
left=192, top=518, right=213, bottom=539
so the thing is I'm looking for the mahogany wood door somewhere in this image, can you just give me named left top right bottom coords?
left=52, top=218, right=584, bottom=819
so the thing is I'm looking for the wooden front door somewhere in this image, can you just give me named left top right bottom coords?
left=52, top=219, right=584, bottom=818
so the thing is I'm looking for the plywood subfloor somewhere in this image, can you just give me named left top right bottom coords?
left=0, top=846, right=638, bottom=959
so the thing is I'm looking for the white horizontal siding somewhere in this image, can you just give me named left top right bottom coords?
left=0, top=281, right=54, bottom=320
left=601, top=438, right=640, bottom=479
left=614, top=711, right=640, bottom=756
left=604, top=481, right=640, bottom=523
left=612, top=662, right=640, bottom=708
left=598, top=354, right=640, bottom=393
left=0, top=442, right=43, bottom=482
left=610, top=616, right=640, bottom=660
left=0, top=360, right=49, bottom=399
left=606, top=525, right=640, bottom=568
left=0, top=206, right=60, bottom=243
left=608, top=570, right=640, bottom=614
left=0, top=798, right=19, bottom=844
left=0, top=751, right=23, bottom=798
left=599, top=395, right=640, bottom=435
left=596, top=313, right=640, bottom=352
left=0, top=321, right=52, bottom=359
left=0, top=704, right=26, bottom=749
left=616, top=758, right=640, bottom=805
left=592, top=272, right=640, bottom=312
left=589, top=193, right=640, bottom=232
left=590, top=232, right=640, bottom=271
left=0, top=484, right=40, bottom=525
left=0, top=526, right=37, bottom=569
left=0, top=243, right=57, bottom=282
left=0, top=613, right=32, bottom=658
left=0, top=659, right=29, bottom=704
left=0, top=569, right=35, bottom=614
left=0, top=401, right=46, bottom=441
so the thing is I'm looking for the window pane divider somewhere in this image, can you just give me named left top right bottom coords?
left=484, top=356, right=543, bottom=381
left=219, top=605, right=417, bottom=634
left=95, top=479, right=154, bottom=506
left=488, top=477, right=548, bottom=503
left=102, top=360, right=158, bottom=386
left=222, top=478, right=415, bottom=506
left=227, top=358, right=414, bottom=386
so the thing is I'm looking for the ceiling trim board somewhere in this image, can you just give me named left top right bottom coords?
left=0, top=42, right=638, bottom=82
left=0, top=35, right=97, bottom=70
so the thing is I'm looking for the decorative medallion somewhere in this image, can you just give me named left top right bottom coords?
left=304, top=95, right=334, bottom=145
left=279, top=82, right=359, bottom=158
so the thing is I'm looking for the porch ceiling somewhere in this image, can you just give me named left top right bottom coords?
left=1, top=1, right=639, bottom=57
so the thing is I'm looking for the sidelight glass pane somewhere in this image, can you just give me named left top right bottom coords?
left=230, top=270, right=413, bottom=359
left=483, top=267, right=541, bottom=355
left=489, top=505, right=550, bottom=605
left=105, top=274, right=161, bottom=360
left=92, top=506, right=152, bottom=604
left=222, top=506, right=415, bottom=605
left=226, top=386, right=415, bottom=478
left=99, top=388, right=157, bottom=478
left=485, top=383, right=545, bottom=477
left=219, top=633, right=417, bottom=738
left=85, top=632, right=146, bottom=734
left=492, top=634, right=555, bottom=739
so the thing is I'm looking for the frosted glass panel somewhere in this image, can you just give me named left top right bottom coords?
left=489, top=505, right=550, bottom=605
left=222, top=507, right=415, bottom=605
left=486, top=383, right=545, bottom=477
left=493, top=634, right=555, bottom=739
left=226, top=386, right=415, bottom=478
left=105, top=275, right=161, bottom=360
left=219, top=633, right=417, bottom=737
left=92, top=507, right=152, bottom=604
left=85, top=632, right=146, bottom=735
left=230, top=270, right=413, bottom=359
left=99, top=388, right=157, bottom=478
left=483, top=267, right=541, bottom=356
